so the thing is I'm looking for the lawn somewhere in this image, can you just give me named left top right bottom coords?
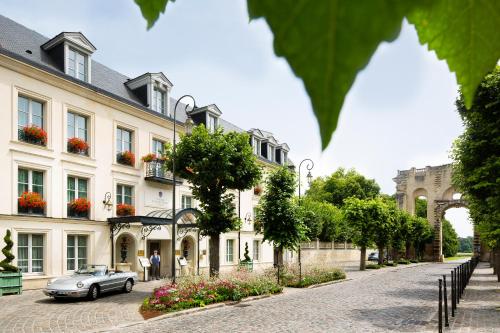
left=444, top=253, right=472, bottom=261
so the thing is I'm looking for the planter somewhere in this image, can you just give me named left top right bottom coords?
left=117, top=151, right=135, bottom=167
left=67, top=137, right=89, bottom=155
left=116, top=204, right=135, bottom=216
left=238, top=260, right=253, bottom=272
left=19, top=125, right=47, bottom=146
left=0, top=271, right=22, bottom=296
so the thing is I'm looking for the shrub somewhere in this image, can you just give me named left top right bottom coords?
left=398, top=259, right=410, bottom=265
left=385, top=261, right=398, bottom=267
left=0, top=230, right=19, bottom=272
left=410, top=259, right=419, bottom=263
left=67, top=137, right=89, bottom=155
left=366, top=263, right=384, bottom=269
left=18, top=192, right=46, bottom=210
left=116, top=203, right=135, bottom=216
left=273, top=265, right=346, bottom=287
left=117, top=151, right=135, bottom=166
left=21, top=125, right=47, bottom=145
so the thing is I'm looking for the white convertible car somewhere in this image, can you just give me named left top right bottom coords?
left=43, top=264, right=138, bottom=300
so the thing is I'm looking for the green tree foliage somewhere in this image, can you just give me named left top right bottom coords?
left=367, top=198, right=394, bottom=265
left=299, top=198, right=345, bottom=242
left=415, top=198, right=428, bottom=219
left=452, top=66, right=500, bottom=250
left=168, top=126, right=261, bottom=275
left=459, top=236, right=473, bottom=253
left=133, top=0, right=500, bottom=148
left=442, top=219, right=459, bottom=257
left=306, top=168, right=380, bottom=206
left=256, top=167, right=306, bottom=265
left=391, top=210, right=413, bottom=260
left=0, top=230, right=18, bottom=272
left=411, top=216, right=434, bottom=260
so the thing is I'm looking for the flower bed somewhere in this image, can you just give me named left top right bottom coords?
left=277, top=265, right=346, bottom=288
left=141, top=272, right=282, bottom=316
left=117, top=151, right=135, bottom=166
left=67, top=137, right=89, bottom=155
left=20, top=125, right=47, bottom=146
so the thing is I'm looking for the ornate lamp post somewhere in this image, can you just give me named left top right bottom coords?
left=298, top=158, right=314, bottom=283
left=171, top=95, right=197, bottom=284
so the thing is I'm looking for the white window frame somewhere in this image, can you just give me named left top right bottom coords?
left=17, top=233, right=44, bottom=274
left=66, top=47, right=88, bottom=81
left=181, top=195, right=193, bottom=209
left=116, top=184, right=134, bottom=205
left=152, top=138, right=165, bottom=156
left=17, top=95, right=45, bottom=133
left=226, top=239, right=234, bottom=263
left=66, top=234, right=88, bottom=272
left=208, top=115, right=217, bottom=133
left=18, top=168, right=44, bottom=198
left=253, top=240, right=260, bottom=261
left=152, top=87, right=166, bottom=114
left=67, top=111, right=88, bottom=141
left=67, top=176, right=88, bottom=202
left=116, top=127, right=133, bottom=154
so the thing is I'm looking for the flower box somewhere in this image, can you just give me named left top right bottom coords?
left=67, top=137, right=89, bottom=155
left=68, top=198, right=90, bottom=218
left=19, top=125, right=47, bottom=146
left=18, top=192, right=46, bottom=215
left=0, top=271, right=22, bottom=296
left=117, top=151, right=135, bottom=166
left=116, top=203, right=135, bottom=217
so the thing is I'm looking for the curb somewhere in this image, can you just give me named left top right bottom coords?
left=306, top=278, right=352, bottom=289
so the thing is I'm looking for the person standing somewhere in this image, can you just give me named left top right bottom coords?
left=150, top=250, right=161, bottom=280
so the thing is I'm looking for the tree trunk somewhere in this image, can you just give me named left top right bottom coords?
left=492, top=250, right=497, bottom=275
left=360, top=246, right=366, bottom=270
left=393, top=247, right=400, bottom=262
left=495, top=248, right=500, bottom=282
left=377, top=245, right=384, bottom=265
left=405, top=242, right=411, bottom=259
left=273, top=246, right=284, bottom=267
left=209, top=234, right=220, bottom=277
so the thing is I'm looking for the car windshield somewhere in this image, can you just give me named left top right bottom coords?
left=75, top=264, right=107, bottom=276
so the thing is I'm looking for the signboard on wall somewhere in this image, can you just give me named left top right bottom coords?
left=137, top=250, right=144, bottom=256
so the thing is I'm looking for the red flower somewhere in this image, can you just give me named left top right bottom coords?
left=118, top=151, right=135, bottom=166
left=18, top=192, right=46, bottom=209
left=116, top=203, right=135, bottom=216
left=67, top=137, right=89, bottom=154
left=70, top=198, right=91, bottom=213
left=22, top=125, right=47, bottom=145
left=254, top=185, right=263, bottom=195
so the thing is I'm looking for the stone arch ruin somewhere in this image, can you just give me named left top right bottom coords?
left=393, top=164, right=481, bottom=261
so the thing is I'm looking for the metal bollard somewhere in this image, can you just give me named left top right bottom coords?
left=443, top=275, right=449, bottom=327
left=438, top=279, right=443, bottom=333
left=457, top=266, right=461, bottom=301
left=451, top=270, right=455, bottom=317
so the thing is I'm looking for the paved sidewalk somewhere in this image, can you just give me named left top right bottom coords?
left=447, top=262, right=500, bottom=332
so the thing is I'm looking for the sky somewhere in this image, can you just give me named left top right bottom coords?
left=0, top=0, right=472, bottom=237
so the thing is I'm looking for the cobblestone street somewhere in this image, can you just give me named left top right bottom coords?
left=1, top=262, right=498, bottom=333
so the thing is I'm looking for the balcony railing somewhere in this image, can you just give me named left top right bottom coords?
left=144, top=160, right=182, bottom=185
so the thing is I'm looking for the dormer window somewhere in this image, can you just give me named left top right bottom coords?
left=152, top=87, right=166, bottom=114
left=67, top=48, right=87, bottom=81
left=208, top=115, right=217, bottom=133
left=42, top=32, right=96, bottom=84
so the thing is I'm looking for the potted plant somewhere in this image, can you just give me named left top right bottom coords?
left=141, top=153, right=157, bottom=163
left=0, top=230, right=22, bottom=296
left=238, top=242, right=253, bottom=272
left=254, top=185, right=263, bottom=195
left=67, top=137, right=89, bottom=155
left=68, top=198, right=91, bottom=218
left=116, top=203, right=135, bottom=217
left=18, top=191, right=46, bottom=215
left=20, top=125, right=47, bottom=146
left=117, top=151, right=135, bottom=166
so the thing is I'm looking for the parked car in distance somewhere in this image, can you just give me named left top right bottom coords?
left=43, top=264, right=138, bottom=301
left=368, top=252, right=379, bottom=262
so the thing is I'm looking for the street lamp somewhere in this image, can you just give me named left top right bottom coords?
left=171, top=95, right=197, bottom=284
left=298, top=158, right=314, bottom=283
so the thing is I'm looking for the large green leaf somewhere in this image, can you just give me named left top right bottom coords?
left=408, top=0, right=500, bottom=109
left=247, top=0, right=419, bottom=148
left=134, top=0, right=172, bottom=29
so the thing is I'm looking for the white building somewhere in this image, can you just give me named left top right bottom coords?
left=0, top=15, right=292, bottom=289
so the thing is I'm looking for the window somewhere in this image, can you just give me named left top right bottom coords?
left=67, top=112, right=87, bottom=141
left=116, top=127, right=132, bottom=154
left=253, top=240, right=260, bottom=261
left=283, top=152, right=288, bottom=165
left=225, top=239, right=234, bottom=263
left=275, top=149, right=282, bottom=164
left=67, top=48, right=87, bottom=81
left=152, top=139, right=164, bottom=156
left=116, top=184, right=133, bottom=205
left=67, top=235, right=87, bottom=271
left=18, top=234, right=44, bottom=273
left=252, top=137, right=260, bottom=155
left=18, top=168, right=44, bottom=214
left=208, top=115, right=217, bottom=133
left=18, top=96, right=44, bottom=141
left=152, top=87, right=166, bottom=114
left=67, top=177, right=89, bottom=218
left=182, top=195, right=193, bottom=209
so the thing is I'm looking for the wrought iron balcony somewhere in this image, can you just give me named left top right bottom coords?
left=144, top=160, right=182, bottom=185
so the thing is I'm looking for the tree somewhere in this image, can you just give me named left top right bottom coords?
left=411, top=216, right=434, bottom=260
left=167, top=126, right=261, bottom=276
left=256, top=167, right=306, bottom=266
left=442, top=219, right=459, bottom=257
left=298, top=198, right=345, bottom=242
left=368, top=198, right=394, bottom=265
left=135, top=0, right=500, bottom=148
left=452, top=66, right=500, bottom=253
left=306, top=168, right=380, bottom=207
left=242, top=242, right=251, bottom=262
left=459, top=236, right=473, bottom=253
left=391, top=210, right=413, bottom=260
left=0, top=230, right=19, bottom=272
left=343, top=198, right=377, bottom=270
left=415, top=198, right=428, bottom=219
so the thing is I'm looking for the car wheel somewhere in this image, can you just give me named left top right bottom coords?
left=53, top=297, right=62, bottom=301
left=87, top=284, right=99, bottom=301
left=123, top=279, right=133, bottom=293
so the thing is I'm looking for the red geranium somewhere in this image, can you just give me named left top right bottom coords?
left=254, top=185, right=263, bottom=195
left=18, top=192, right=46, bottom=209
left=22, top=125, right=47, bottom=145
left=67, top=137, right=89, bottom=154
left=117, top=151, right=135, bottom=166
left=141, top=153, right=157, bottom=163
left=116, top=203, right=135, bottom=216
left=70, top=198, right=91, bottom=213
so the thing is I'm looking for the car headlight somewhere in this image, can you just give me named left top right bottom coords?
left=47, top=278, right=57, bottom=286
left=76, top=281, right=84, bottom=288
